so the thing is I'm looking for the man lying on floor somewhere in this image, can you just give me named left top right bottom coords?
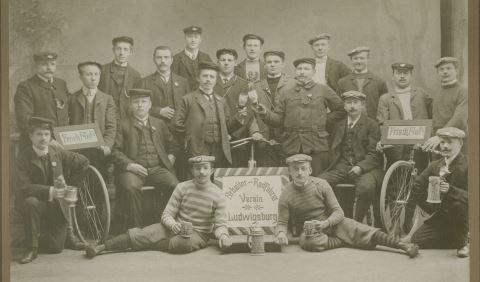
left=85, top=155, right=232, bottom=257
left=274, top=154, right=419, bottom=258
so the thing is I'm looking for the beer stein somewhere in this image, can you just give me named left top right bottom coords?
left=180, top=221, right=193, bottom=238
left=303, top=220, right=318, bottom=238
left=427, top=176, right=442, bottom=203
left=64, top=186, right=78, bottom=207
left=247, top=90, right=259, bottom=106
left=247, top=227, right=265, bottom=255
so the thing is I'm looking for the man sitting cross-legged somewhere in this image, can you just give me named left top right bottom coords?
left=85, top=155, right=232, bottom=257
left=274, top=154, right=419, bottom=258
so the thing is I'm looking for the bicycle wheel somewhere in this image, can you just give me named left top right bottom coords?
left=73, top=165, right=110, bottom=244
left=380, top=160, right=417, bottom=236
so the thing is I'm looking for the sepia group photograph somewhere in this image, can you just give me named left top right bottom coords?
left=1, top=0, right=479, bottom=281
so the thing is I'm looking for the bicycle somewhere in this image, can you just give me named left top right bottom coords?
left=229, top=136, right=281, bottom=168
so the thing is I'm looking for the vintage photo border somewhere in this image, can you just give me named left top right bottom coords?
left=1, top=0, right=479, bottom=281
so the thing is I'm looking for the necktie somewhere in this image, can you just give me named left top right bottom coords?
left=223, top=78, right=228, bottom=84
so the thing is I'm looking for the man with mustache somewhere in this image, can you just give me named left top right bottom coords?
left=173, top=61, right=246, bottom=168
left=16, top=117, right=90, bottom=263
left=14, top=52, right=70, bottom=149
left=308, top=33, right=351, bottom=92
left=98, top=36, right=142, bottom=120
left=376, top=63, right=432, bottom=170
left=235, top=34, right=267, bottom=86
left=172, top=26, right=213, bottom=90
left=274, top=154, right=418, bottom=258
left=254, top=58, right=345, bottom=176
left=85, top=155, right=232, bottom=257
left=337, top=47, right=389, bottom=119
left=410, top=127, right=469, bottom=258
left=422, top=57, right=468, bottom=153
left=319, top=91, right=383, bottom=224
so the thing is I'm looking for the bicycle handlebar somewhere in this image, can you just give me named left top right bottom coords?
left=230, top=137, right=280, bottom=149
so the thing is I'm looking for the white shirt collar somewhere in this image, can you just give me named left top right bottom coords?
left=246, top=57, right=260, bottom=63
left=315, top=56, right=328, bottom=64
left=199, top=86, right=214, bottom=96
left=32, top=145, right=48, bottom=157
left=267, top=73, right=282, bottom=79
left=347, top=114, right=362, bottom=127
left=184, top=48, right=199, bottom=60
left=157, top=70, right=171, bottom=82
left=37, top=74, right=53, bottom=83
left=219, top=73, right=235, bottom=82
left=441, top=78, right=458, bottom=87
left=354, top=69, right=368, bottom=74
left=134, top=115, right=149, bottom=126
left=114, top=60, right=128, bottom=67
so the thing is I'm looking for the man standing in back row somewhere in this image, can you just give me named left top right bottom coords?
left=235, top=34, right=267, bottom=85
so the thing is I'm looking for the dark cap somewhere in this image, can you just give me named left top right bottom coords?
left=436, top=127, right=466, bottom=139
left=263, top=50, right=285, bottom=60
left=286, top=154, right=312, bottom=164
left=308, top=33, right=331, bottom=45
left=112, top=36, right=134, bottom=46
left=347, top=46, right=370, bottom=57
left=198, top=61, right=219, bottom=72
left=293, top=58, right=316, bottom=68
left=435, top=57, right=459, bottom=68
left=341, top=90, right=366, bottom=101
left=29, top=116, right=54, bottom=130
left=183, top=26, right=202, bottom=34
left=391, top=62, right=414, bottom=71
left=128, top=89, right=152, bottom=99
left=216, top=48, right=238, bottom=60
left=242, top=34, right=264, bottom=45
left=33, top=52, right=58, bottom=63
left=188, top=155, right=215, bottom=164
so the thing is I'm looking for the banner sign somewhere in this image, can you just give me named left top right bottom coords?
left=53, top=123, right=105, bottom=150
left=380, top=119, right=433, bottom=145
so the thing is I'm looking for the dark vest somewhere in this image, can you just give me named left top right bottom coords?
left=341, top=123, right=357, bottom=165
left=134, top=124, right=162, bottom=168
left=203, top=96, right=221, bottom=143
left=83, top=96, right=95, bottom=123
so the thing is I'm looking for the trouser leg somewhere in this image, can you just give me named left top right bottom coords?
left=354, top=172, right=378, bottom=223
left=166, top=231, right=209, bottom=254
left=319, top=164, right=353, bottom=218
left=115, top=172, right=145, bottom=229
left=145, top=167, right=179, bottom=221
left=370, top=230, right=400, bottom=249
left=411, top=221, right=447, bottom=249
left=310, top=151, right=330, bottom=177
left=22, top=197, right=47, bottom=248
left=128, top=222, right=171, bottom=251
left=299, top=232, right=344, bottom=252
left=448, top=200, right=469, bottom=248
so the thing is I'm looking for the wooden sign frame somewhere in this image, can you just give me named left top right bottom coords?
left=380, top=119, right=433, bottom=145
left=53, top=123, right=105, bottom=150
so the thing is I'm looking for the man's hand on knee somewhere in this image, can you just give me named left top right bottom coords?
left=274, top=232, right=288, bottom=245
left=126, top=163, right=148, bottom=177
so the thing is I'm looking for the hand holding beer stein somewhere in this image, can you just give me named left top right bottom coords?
left=316, top=220, right=329, bottom=231
left=247, top=89, right=258, bottom=106
left=171, top=222, right=182, bottom=234
left=439, top=181, right=450, bottom=194
left=218, top=234, right=232, bottom=250
left=274, top=231, right=288, bottom=245
left=53, top=175, right=67, bottom=200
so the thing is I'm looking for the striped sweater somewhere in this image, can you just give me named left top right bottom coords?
left=276, top=176, right=344, bottom=235
left=161, top=180, right=228, bottom=239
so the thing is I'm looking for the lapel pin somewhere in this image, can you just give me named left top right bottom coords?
left=151, top=126, right=156, bottom=132
left=174, top=82, right=179, bottom=87
left=51, top=161, right=57, bottom=167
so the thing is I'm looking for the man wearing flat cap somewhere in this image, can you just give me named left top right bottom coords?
left=112, top=89, right=180, bottom=231
left=69, top=61, right=117, bottom=177
left=172, top=26, right=213, bottom=90
left=376, top=63, right=432, bottom=170
left=318, top=91, right=383, bottom=223
left=337, top=47, right=388, bottom=120
left=98, top=36, right=141, bottom=120
left=254, top=58, right=345, bottom=176
left=14, top=52, right=70, bottom=149
left=214, top=48, right=263, bottom=167
left=16, top=117, right=90, bottom=263
left=85, top=155, right=232, bottom=258
left=422, top=57, right=467, bottom=153
left=251, top=50, right=296, bottom=167
left=235, top=34, right=267, bottom=85
left=308, top=33, right=351, bottom=92
left=274, top=154, right=419, bottom=258
left=410, top=127, right=469, bottom=258
left=173, top=61, right=247, bottom=168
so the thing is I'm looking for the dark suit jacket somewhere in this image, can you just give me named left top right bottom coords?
left=251, top=74, right=296, bottom=141
left=327, top=114, right=383, bottom=173
left=337, top=71, right=389, bottom=119
left=135, top=72, right=190, bottom=126
left=171, top=50, right=212, bottom=90
left=68, top=89, right=117, bottom=148
left=325, top=57, right=351, bottom=93
left=412, top=153, right=468, bottom=208
left=14, top=75, right=70, bottom=148
left=16, top=146, right=89, bottom=204
left=98, top=61, right=141, bottom=119
left=234, top=59, right=267, bottom=83
left=112, top=116, right=179, bottom=173
left=173, top=90, right=242, bottom=164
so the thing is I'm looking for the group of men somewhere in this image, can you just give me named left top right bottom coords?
left=14, top=26, right=469, bottom=264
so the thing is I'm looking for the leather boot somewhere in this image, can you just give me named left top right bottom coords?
left=19, top=247, right=38, bottom=264
left=398, top=241, right=419, bottom=258
left=85, top=244, right=106, bottom=259
left=457, top=245, right=469, bottom=258
left=65, top=228, right=85, bottom=250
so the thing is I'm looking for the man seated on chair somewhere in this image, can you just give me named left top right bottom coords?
left=410, top=127, right=469, bottom=258
left=318, top=91, right=383, bottom=225
left=112, top=88, right=179, bottom=231
left=85, top=155, right=232, bottom=257
left=274, top=154, right=418, bottom=258
left=16, top=117, right=90, bottom=264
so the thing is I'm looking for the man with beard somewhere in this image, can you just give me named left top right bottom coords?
left=254, top=58, right=345, bottom=176
left=85, top=155, right=232, bottom=257
left=308, top=33, right=350, bottom=92
left=318, top=91, right=383, bottom=223
left=98, top=36, right=141, bottom=120
left=251, top=50, right=296, bottom=167
left=235, top=34, right=267, bottom=85
left=337, top=47, right=388, bottom=119
left=14, top=52, right=70, bottom=149
left=410, top=127, right=469, bottom=258
left=274, top=154, right=418, bottom=258
left=172, top=26, right=213, bottom=90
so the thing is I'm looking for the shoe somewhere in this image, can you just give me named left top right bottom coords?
left=19, top=248, right=38, bottom=264
left=457, top=245, right=469, bottom=258
left=398, top=242, right=419, bottom=258
left=65, top=228, right=85, bottom=250
left=85, top=244, right=105, bottom=259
